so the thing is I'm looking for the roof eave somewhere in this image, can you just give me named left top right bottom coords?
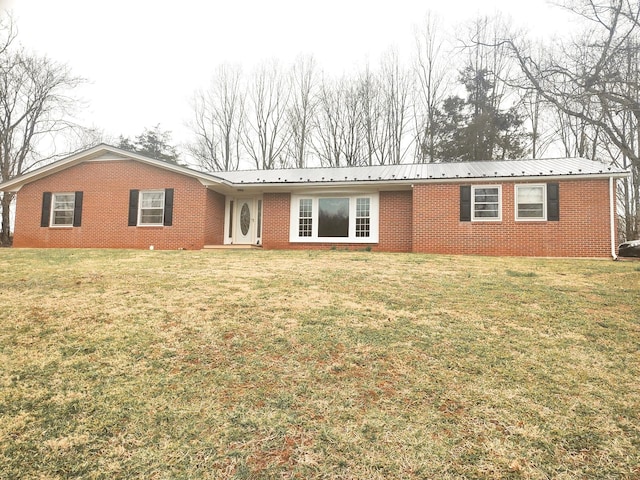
left=0, top=146, right=629, bottom=193
left=0, top=143, right=232, bottom=192
left=218, top=171, right=630, bottom=192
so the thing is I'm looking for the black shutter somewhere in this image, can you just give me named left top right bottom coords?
left=460, top=186, right=471, bottom=222
left=128, top=189, right=139, bottom=226
left=163, top=188, right=174, bottom=226
left=73, top=191, right=83, bottom=227
left=40, top=192, right=52, bottom=227
left=547, top=183, right=559, bottom=221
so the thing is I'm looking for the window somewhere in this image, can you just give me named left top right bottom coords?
left=472, top=185, right=501, bottom=221
left=41, top=191, right=83, bottom=227
left=298, top=198, right=312, bottom=237
left=290, top=194, right=378, bottom=243
left=257, top=199, right=262, bottom=239
left=51, top=193, right=76, bottom=226
left=139, top=191, right=165, bottom=225
left=128, top=189, right=174, bottom=227
left=461, top=183, right=559, bottom=223
left=355, top=198, right=370, bottom=237
left=318, top=198, right=349, bottom=237
left=515, top=184, right=546, bottom=220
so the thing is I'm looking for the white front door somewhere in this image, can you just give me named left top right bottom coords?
left=234, top=198, right=254, bottom=244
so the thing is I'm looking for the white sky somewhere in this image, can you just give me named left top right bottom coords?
left=3, top=0, right=573, bottom=156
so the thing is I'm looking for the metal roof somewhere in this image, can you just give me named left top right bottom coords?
left=0, top=144, right=629, bottom=194
left=215, top=157, right=628, bottom=185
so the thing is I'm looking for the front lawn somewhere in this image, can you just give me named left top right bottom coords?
left=0, top=249, right=638, bottom=479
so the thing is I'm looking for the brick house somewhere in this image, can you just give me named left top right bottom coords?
left=0, top=144, right=629, bottom=257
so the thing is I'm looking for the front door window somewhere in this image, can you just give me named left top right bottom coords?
left=240, top=202, right=251, bottom=236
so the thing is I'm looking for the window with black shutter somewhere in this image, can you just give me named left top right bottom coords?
left=129, top=189, right=174, bottom=226
left=41, top=191, right=83, bottom=227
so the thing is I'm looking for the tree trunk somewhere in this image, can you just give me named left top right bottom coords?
left=1, top=192, right=13, bottom=246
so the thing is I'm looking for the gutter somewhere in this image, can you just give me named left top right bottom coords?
left=216, top=172, right=630, bottom=193
left=610, top=176, right=618, bottom=260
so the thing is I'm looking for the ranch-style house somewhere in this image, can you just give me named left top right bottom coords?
left=0, top=144, right=629, bottom=258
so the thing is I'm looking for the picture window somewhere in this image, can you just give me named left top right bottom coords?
left=290, top=194, right=378, bottom=243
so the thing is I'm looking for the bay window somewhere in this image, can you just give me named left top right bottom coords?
left=290, top=194, right=378, bottom=243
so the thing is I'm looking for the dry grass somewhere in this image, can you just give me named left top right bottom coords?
left=0, top=248, right=638, bottom=479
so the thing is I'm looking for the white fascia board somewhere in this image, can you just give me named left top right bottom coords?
left=0, top=144, right=232, bottom=192
left=209, top=171, right=630, bottom=194
left=0, top=146, right=103, bottom=192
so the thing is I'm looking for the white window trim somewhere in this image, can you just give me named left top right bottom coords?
left=138, top=190, right=165, bottom=227
left=289, top=193, right=379, bottom=243
left=471, top=185, right=502, bottom=222
left=515, top=184, right=547, bottom=221
left=50, top=192, right=75, bottom=227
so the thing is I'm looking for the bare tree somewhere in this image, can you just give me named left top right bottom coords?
left=313, top=55, right=412, bottom=167
left=242, top=61, right=291, bottom=170
left=502, top=0, right=640, bottom=239
left=287, top=55, right=317, bottom=168
left=188, top=64, right=244, bottom=172
left=614, top=36, right=640, bottom=240
left=340, top=78, right=364, bottom=166
left=554, top=103, right=602, bottom=160
left=0, top=15, right=84, bottom=245
left=358, top=65, right=385, bottom=165
left=516, top=42, right=559, bottom=159
left=312, top=76, right=346, bottom=167
left=312, top=75, right=366, bottom=167
left=380, top=49, right=413, bottom=164
left=413, top=12, right=451, bottom=162
left=521, top=88, right=550, bottom=158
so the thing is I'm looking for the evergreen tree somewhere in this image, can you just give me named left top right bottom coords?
left=118, top=125, right=180, bottom=164
left=434, top=68, right=528, bottom=161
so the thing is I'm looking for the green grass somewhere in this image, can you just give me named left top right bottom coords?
left=0, top=249, right=638, bottom=479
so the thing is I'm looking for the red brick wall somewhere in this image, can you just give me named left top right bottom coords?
left=262, top=193, right=291, bottom=249
left=14, top=161, right=211, bottom=250
left=204, top=189, right=226, bottom=245
left=412, top=179, right=614, bottom=257
left=378, top=190, right=412, bottom=252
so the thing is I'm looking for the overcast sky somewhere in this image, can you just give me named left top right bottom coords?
left=4, top=0, right=572, bottom=155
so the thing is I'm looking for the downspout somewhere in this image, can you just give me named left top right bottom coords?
left=610, top=176, right=618, bottom=260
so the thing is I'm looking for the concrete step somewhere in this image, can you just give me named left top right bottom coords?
left=202, top=244, right=262, bottom=250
